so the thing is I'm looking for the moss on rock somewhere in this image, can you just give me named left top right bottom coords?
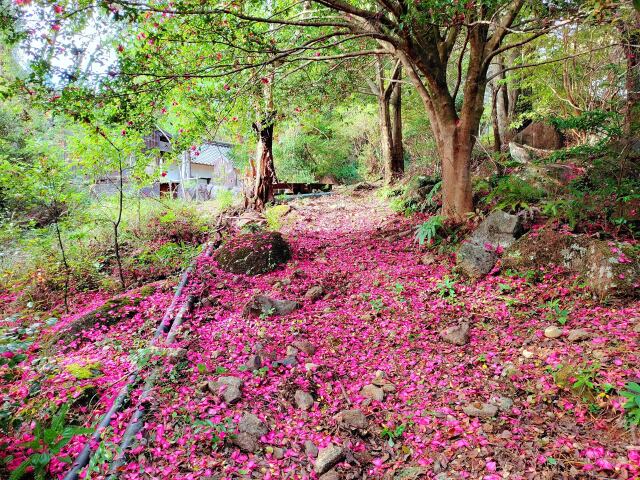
left=214, top=231, right=291, bottom=275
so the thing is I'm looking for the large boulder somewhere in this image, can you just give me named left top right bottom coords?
left=503, top=229, right=639, bottom=299
left=456, top=210, right=522, bottom=278
left=501, top=228, right=589, bottom=272
left=513, top=121, right=563, bottom=150
left=214, top=231, right=291, bottom=275
left=242, top=294, right=299, bottom=318
left=584, top=241, right=639, bottom=299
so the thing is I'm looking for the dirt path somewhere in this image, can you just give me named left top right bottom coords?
left=2, top=189, right=638, bottom=480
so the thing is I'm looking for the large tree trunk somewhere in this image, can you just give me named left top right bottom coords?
left=378, top=94, right=395, bottom=183
left=390, top=70, right=404, bottom=179
left=438, top=125, right=474, bottom=220
left=488, top=54, right=519, bottom=151
left=373, top=58, right=404, bottom=184
left=248, top=113, right=276, bottom=211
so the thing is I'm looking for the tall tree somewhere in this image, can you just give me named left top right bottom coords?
left=19, top=0, right=580, bottom=219
left=368, top=57, right=404, bottom=183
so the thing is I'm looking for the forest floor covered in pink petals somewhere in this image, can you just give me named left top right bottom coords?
left=2, top=190, right=639, bottom=479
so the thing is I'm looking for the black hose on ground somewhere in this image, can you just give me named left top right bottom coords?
left=62, top=243, right=212, bottom=480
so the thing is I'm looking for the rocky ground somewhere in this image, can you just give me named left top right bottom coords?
left=1, top=189, right=639, bottom=479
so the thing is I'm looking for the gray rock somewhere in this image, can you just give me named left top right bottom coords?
left=238, top=412, right=268, bottom=437
left=463, top=401, right=498, bottom=418
left=491, top=396, right=513, bottom=411
left=360, top=384, right=384, bottom=401
left=273, top=355, right=297, bottom=366
left=456, top=210, right=523, bottom=278
left=294, top=389, right=314, bottom=411
left=472, top=210, right=523, bottom=249
left=567, top=328, right=591, bottom=342
left=304, top=440, right=319, bottom=458
left=509, top=142, right=532, bottom=163
left=286, top=345, right=299, bottom=356
left=305, top=285, right=324, bottom=302
left=292, top=339, right=316, bottom=356
left=231, top=432, right=260, bottom=452
left=336, top=409, right=368, bottom=429
left=242, top=294, right=299, bottom=318
left=440, top=322, right=470, bottom=346
left=315, top=445, right=344, bottom=475
left=218, top=376, right=243, bottom=389
left=456, top=242, right=499, bottom=278
left=544, top=325, right=562, bottom=338
left=208, top=377, right=243, bottom=404
left=245, top=354, right=262, bottom=370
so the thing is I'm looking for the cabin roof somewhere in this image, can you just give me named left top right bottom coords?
left=190, top=141, right=234, bottom=166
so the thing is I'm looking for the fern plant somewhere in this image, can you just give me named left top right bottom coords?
left=621, top=382, right=640, bottom=426
left=8, top=404, right=92, bottom=480
left=415, top=215, right=444, bottom=245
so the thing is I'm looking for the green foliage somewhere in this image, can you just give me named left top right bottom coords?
left=415, top=215, right=444, bottom=245
left=436, top=276, right=457, bottom=299
left=621, top=382, right=640, bottom=426
left=484, top=176, right=546, bottom=212
left=193, top=417, right=234, bottom=448
left=264, top=204, right=291, bottom=231
left=8, top=404, right=92, bottom=480
left=380, top=424, right=405, bottom=447
left=544, top=299, right=569, bottom=325
left=548, top=110, right=623, bottom=163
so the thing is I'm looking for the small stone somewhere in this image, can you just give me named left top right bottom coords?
left=304, top=440, right=319, bottom=458
left=567, top=329, right=591, bottom=342
left=360, top=384, right=384, bottom=401
left=491, top=396, right=513, bottom=412
left=305, top=285, right=324, bottom=302
left=440, top=322, right=470, bottom=346
left=336, top=409, right=368, bottom=429
left=420, top=253, right=435, bottom=265
left=315, top=445, right=344, bottom=475
left=222, top=386, right=241, bottom=404
left=305, top=362, right=320, bottom=372
left=292, top=340, right=316, bottom=356
left=238, top=412, right=268, bottom=437
left=245, top=354, right=262, bottom=370
left=381, top=383, right=396, bottom=393
left=218, top=376, right=243, bottom=389
left=522, top=349, right=534, bottom=359
left=207, top=378, right=243, bottom=404
left=463, top=401, right=498, bottom=418
left=294, top=389, right=314, bottom=411
left=286, top=345, right=299, bottom=356
left=544, top=325, right=562, bottom=338
left=232, top=432, right=259, bottom=452
left=274, top=355, right=297, bottom=366
left=272, top=447, right=284, bottom=459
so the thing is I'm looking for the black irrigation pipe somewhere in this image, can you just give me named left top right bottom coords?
left=63, top=242, right=214, bottom=480
left=106, top=242, right=215, bottom=478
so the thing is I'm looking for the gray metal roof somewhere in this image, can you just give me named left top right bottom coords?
left=190, top=141, right=234, bottom=166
